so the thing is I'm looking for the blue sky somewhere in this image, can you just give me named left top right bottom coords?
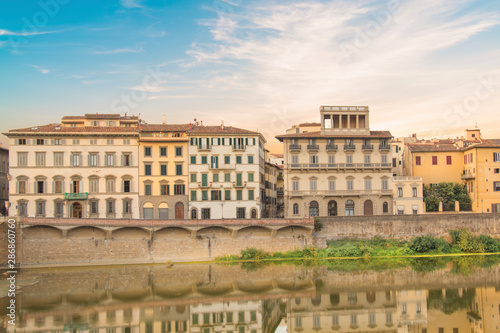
left=1, top=0, right=499, bottom=151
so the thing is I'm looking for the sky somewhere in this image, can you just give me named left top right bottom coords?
left=0, top=0, right=499, bottom=152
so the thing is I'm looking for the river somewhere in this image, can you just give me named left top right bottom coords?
left=1, top=255, right=500, bottom=333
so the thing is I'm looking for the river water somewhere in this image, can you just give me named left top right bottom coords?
left=1, top=256, right=500, bottom=333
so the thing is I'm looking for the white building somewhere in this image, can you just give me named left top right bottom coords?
left=393, top=176, right=424, bottom=215
left=5, top=114, right=140, bottom=219
left=187, top=124, right=266, bottom=219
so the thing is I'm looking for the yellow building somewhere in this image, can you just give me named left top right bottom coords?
left=405, top=142, right=464, bottom=186
left=462, top=141, right=500, bottom=213
left=139, top=123, right=190, bottom=219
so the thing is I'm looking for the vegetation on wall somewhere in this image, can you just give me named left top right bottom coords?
left=423, top=182, right=471, bottom=212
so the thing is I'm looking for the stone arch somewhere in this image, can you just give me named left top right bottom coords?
left=309, top=201, right=319, bottom=217
left=24, top=225, right=62, bottom=238
left=197, top=226, right=232, bottom=238
left=142, top=202, right=154, bottom=219
left=328, top=200, right=338, bottom=216
left=345, top=200, right=355, bottom=216
left=237, top=226, right=272, bottom=238
left=155, top=227, right=191, bottom=239
left=112, top=227, right=150, bottom=239
left=276, top=225, right=310, bottom=238
left=67, top=226, right=106, bottom=239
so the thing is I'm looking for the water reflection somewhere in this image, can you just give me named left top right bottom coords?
left=2, top=258, right=500, bottom=333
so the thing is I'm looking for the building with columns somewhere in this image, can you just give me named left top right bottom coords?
left=276, top=106, right=394, bottom=217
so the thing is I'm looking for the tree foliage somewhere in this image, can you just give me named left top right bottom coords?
left=424, top=182, right=471, bottom=212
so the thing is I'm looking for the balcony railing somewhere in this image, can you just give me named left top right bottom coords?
left=461, top=173, right=476, bottom=180
left=198, top=144, right=211, bottom=151
left=344, top=145, right=356, bottom=151
left=307, top=144, right=319, bottom=151
left=379, top=144, right=391, bottom=150
left=287, top=190, right=392, bottom=197
left=362, top=144, right=374, bottom=151
left=232, top=145, right=246, bottom=151
left=64, top=192, right=88, bottom=200
left=209, top=164, right=236, bottom=170
left=289, top=163, right=392, bottom=170
left=289, top=144, right=301, bottom=151
left=326, top=144, right=338, bottom=151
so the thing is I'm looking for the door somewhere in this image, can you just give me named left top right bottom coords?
left=251, top=209, right=257, bottom=219
left=71, top=202, right=82, bottom=218
left=175, top=202, right=184, bottom=219
left=328, top=201, right=337, bottom=216
left=364, top=200, right=373, bottom=216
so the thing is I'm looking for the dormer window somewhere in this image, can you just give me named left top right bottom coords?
left=91, top=121, right=100, bottom=127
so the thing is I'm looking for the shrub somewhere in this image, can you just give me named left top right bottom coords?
left=479, top=235, right=500, bottom=253
left=240, top=247, right=269, bottom=260
left=409, top=235, right=450, bottom=253
left=314, top=218, right=323, bottom=232
left=450, top=228, right=484, bottom=253
left=327, top=243, right=363, bottom=257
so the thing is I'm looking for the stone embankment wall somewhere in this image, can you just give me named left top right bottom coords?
left=315, top=213, right=500, bottom=247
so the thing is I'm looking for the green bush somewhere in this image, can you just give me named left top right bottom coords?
left=450, top=228, right=485, bottom=253
left=314, top=218, right=323, bottom=232
left=327, top=243, right=364, bottom=257
left=478, top=235, right=500, bottom=253
left=240, top=247, right=269, bottom=260
left=409, top=235, right=451, bottom=253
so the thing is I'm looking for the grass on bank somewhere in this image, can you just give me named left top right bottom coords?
left=216, top=228, right=500, bottom=262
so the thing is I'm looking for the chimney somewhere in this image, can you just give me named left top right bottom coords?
left=221, top=121, right=224, bottom=130
left=201, top=120, right=203, bottom=126
left=162, top=115, right=166, bottom=124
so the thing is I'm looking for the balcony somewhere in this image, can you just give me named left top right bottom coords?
left=362, top=144, right=374, bottom=151
left=379, top=144, right=391, bottom=151
left=209, top=164, right=236, bottom=170
left=198, top=144, right=211, bottom=151
left=289, top=144, right=301, bottom=151
left=461, top=172, right=476, bottom=180
left=198, top=182, right=212, bottom=188
left=326, top=144, right=338, bottom=151
left=232, top=145, right=246, bottom=151
left=307, top=144, right=319, bottom=151
left=64, top=192, right=88, bottom=200
left=344, top=145, right=356, bottom=151
left=233, top=181, right=246, bottom=188
left=289, top=163, right=393, bottom=170
left=277, top=190, right=284, bottom=196
left=288, top=190, right=392, bottom=197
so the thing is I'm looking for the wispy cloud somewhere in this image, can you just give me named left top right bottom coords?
left=0, top=28, right=65, bottom=36
left=120, top=0, right=144, bottom=9
left=94, top=47, right=144, bottom=55
left=186, top=0, right=500, bottom=139
left=30, top=65, right=50, bottom=74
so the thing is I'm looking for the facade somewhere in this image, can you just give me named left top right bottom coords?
left=263, top=150, right=280, bottom=218
left=187, top=124, right=266, bottom=219
left=393, top=176, right=424, bottom=215
left=276, top=106, right=394, bottom=218
left=0, top=146, right=8, bottom=215
left=138, top=123, right=190, bottom=219
left=5, top=114, right=140, bottom=218
left=462, top=141, right=500, bottom=213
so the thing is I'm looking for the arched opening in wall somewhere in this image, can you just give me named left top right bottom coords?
left=364, top=200, right=373, bottom=216
left=191, top=208, right=197, bottom=219
left=309, top=201, right=319, bottom=217
left=328, top=200, right=338, bottom=216
left=293, top=203, right=299, bottom=216
left=330, top=293, right=340, bottom=306
left=251, top=208, right=257, bottom=219
left=366, top=291, right=376, bottom=303
left=159, top=202, right=169, bottom=220
left=71, top=202, right=83, bottom=218
left=175, top=202, right=184, bottom=219
left=311, top=294, right=322, bottom=306
left=383, top=201, right=389, bottom=213
left=345, top=200, right=355, bottom=216
left=143, top=202, right=154, bottom=219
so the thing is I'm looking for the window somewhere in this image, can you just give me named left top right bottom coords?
left=123, top=180, right=131, bottom=193
left=382, top=155, right=388, bottom=163
left=293, top=203, right=299, bottom=215
left=160, top=164, right=167, bottom=176
left=494, top=168, right=500, bottom=174
left=201, top=208, right=210, bottom=219
left=160, top=184, right=169, bottom=195
left=202, top=190, right=208, bottom=200
left=191, top=190, right=197, bottom=201
left=328, top=155, right=335, bottom=164
left=292, top=155, right=299, bottom=165
left=412, top=187, right=418, bottom=197
left=144, top=184, right=152, bottom=196
left=122, top=153, right=131, bottom=166
left=350, top=314, right=357, bottom=325
left=17, top=152, right=27, bottom=167
left=37, top=138, right=44, bottom=145
left=175, top=147, right=182, bottom=157
left=329, top=180, right=335, bottom=191
left=72, top=139, right=80, bottom=145
left=346, top=155, right=353, bottom=164
left=332, top=315, right=338, bottom=326
left=365, top=179, right=371, bottom=190
left=89, top=139, right=97, bottom=145
left=386, top=313, right=392, bottom=323
left=494, top=152, right=500, bottom=162
left=213, top=173, right=219, bottom=182
left=18, top=201, right=27, bottom=216
left=382, top=179, right=389, bottom=190
left=248, top=155, right=254, bottom=164
left=313, top=316, right=320, bottom=328
left=446, top=156, right=452, bottom=165
left=123, top=139, right=130, bottom=145
left=18, top=138, right=26, bottom=145
left=413, top=205, right=419, bottom=214
left=345, top=200, right=355, bottom=216
left=248, top=173, right=254, bottom=182
left=54, top=180, right=63, bottom=193
left=293, top=181, right=299, bottom=191
left=236, top=190, right=243, bottom=200
left=190, top=173, right=197, bottom=182
left=36, top=200, right=46, bottom=216
left=144, top=147, right=152, bottom=157
left=89, top=178, right=99, bottom=193
left=35, top=152, right=46, bottom=166
left=36, top=180, right=45, bottom=194
left=145, top=164, right=152, bottom=176
left=224, top=173, right=231, bottom=182
left=236, top=156, right=242, bottom=164
left=224, top=189, right=231, bottom=200
left=90, top=200, right=99, bottom=215
left=432, top=156, right=438, bottom=165
left=89, top=153, right=99, bottom=167
left=398, top=187, right=403, bottom=197
left=18, top=180, right=26, bottom=194
left=71, top=153, right=81, bottom=167
left=364, top=155, right=371, bottom=164
left=190, top=156, right=196, bottom=164
left=224, top=156, right=230, bottom=164
left=201, top=156, right=207, bottom=164
left=176, top=164, right=183, bottom=175
left=106, top=178, right=115, bottom=193
left=415, top=156, right=421, bottom=165
left=106, top=200, right=115, bottom=215
left=123, top=200, right=132, bottom=215
left=347, top=179, right=353, bottom=191
left=310, top=155, right=318, bottom=164
left=397, top=206, right=405, bottom=215
left=174, top=184, right=185, bottom=195
left=383, top=202, right=389, bottom=213
left=248, top=189, right=254, bottom=200
left=160, top=147, right=167, bottom=157
left=310, top=180, right=317, bottom=191
left=494, top=182, right=500, bottom=192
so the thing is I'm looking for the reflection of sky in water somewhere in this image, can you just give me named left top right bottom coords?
left=2, top=258, right=500, bottom=333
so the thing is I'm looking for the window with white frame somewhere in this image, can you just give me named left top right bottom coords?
left=89, top=153, right=99, bottom=167
left=292, top=181, right=299, bottom=191
left=106, top=178, right=115, bottom=193
left=328, top=155, right=335, bottom=164
left=17, top=152, right=28, bottom=167
left=71, top=153, right=81, bottom=167
left=292, top=155, right=299, bottom=165
left=89, top=178, right=99, bottom=193
left=365, top=179, right=372, bottom=190
left=54, top=152, right=64, bottom=167
left=382, top=179, right=388, bottom=190
left=105, top=153, right=115, bottom=166
left=329, top=180, right=335, bottom=191
left=35, top=152, right=46, bottom=166
left=310, top=180, right=317, bottom=191
left=347, top=179, right=353, bottom=191
left=398, top=187, right=403, bottom=197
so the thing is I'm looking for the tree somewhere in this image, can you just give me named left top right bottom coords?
left=423, top=182, right=471, bottom=212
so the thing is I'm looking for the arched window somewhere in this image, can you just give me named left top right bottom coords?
left=293, top=203, right=299, bottom=215
left=191, top=209, right=197, bottom=219
left=328, top=200, right=337, bottom=216
left=383, top=202, right=389, bottom=213
left=345, top=200, right=355, bottom=216
left=309, top=201, right=319, bottom=217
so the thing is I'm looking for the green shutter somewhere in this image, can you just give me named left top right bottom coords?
left=245, top=138, right=248, bottom=145
left=229, top=138, right=232, bottom=145
left=166, top=185, right=170, bottom=195
left=253, top=138, right=256, bottom=145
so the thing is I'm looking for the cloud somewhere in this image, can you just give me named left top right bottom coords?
left=125, top=85, right=170, bottom=93
left=186, top=0, right=500, bottom=139
left=94, top=47, right=144, bottom=55
left=30, top=65, right=50, bottom=74
left=120, top=0, right=144, bottom=9
left=0, top=28, right=65, bottom=36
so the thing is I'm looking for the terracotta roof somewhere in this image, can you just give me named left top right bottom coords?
left=187, top=125, right=260, bottom=135
left=270, top=153, right=284, bottom=158
left=84, top=113, right=121, bottom=119
left=61, top=116, right=84, bottom=120
left=407, top=143, right=462, bottom=152
left=297, top=122, right=321, bottom=127
left=275, top=130, right=393, bottom=141
left=6, top=123, right=138, bottom=134
left=462, top=140, right=500, bottom=151
left=140, top=124, right=191, bottom=132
